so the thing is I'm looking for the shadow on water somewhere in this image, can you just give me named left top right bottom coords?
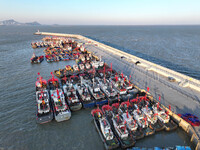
left=85, top=36, right=200, bottom=80
left=135, top=128, right=195, bottom=149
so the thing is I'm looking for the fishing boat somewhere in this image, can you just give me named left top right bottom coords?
left=152, top=103, right=177, bottom=131
left=119, top=73, right=133, bottom=90
left=118, top=102, right=138, bottom=131
left=31, top=42, right=37, bottom=49
left=141, top=104, right=165, bottom=132
left=54, top=69, right=65, bottom=78
left=36, top=90, right=53, bottom=124
left=91, top=108, right=119, bottom=150
left=62, top=76, right=82, bottom=111
left=133, top=109, right=148, bottom=128
left=85, top=62, right=91, bottom=70
left=132, top=105, right=155, bottom=136
left=97, top=77, right=118, bottom=104
left=30, top=53, right=44, bottom=64
left=97, top=64, right=116, bottom=79
left=73, top=64, right=79, bottom=72
left=91, top=60, right=104, bottom=69
left=88, top=78, right=107, bottom=105
left=75, top=79, right=95, bottom=108
left=141, top=104, right=158, bottom=125
left=111, top=114, right=136, bottom=148
left=118, top=101, right=144, bottom=140
left=110, top=75, right=127, bottom=95
left=121, top=112, right=138, bottom=131
left=79, top=63, right=85, bottom=71
left=50, top=88, right=71, bottom=122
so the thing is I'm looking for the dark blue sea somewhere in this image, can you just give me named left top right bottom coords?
left=0, top=25, right=199, bottom=149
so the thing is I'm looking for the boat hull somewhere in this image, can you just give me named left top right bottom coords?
left=131, top=128, right=145, bottom=140
left=69, top=102, right=82, bottom=111
left=82, top=101, right=96, bottom=108
left=152, top=120, right=165, bottom=132
left=36, top=113, right=54, bottom=124
left=143, top=126, right=155, bottom=136
left=108, top=96, right=119, bottom=104
left=110, top=118, right=136, bottom=148
left=164, top=120, right=178, bottom=131
left=55, top=111, right=71, bottom=122
left=96, top=99, right=108, bottom=106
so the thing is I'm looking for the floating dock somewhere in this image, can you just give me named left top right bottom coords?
left=35, top=31, right=200, bottom=150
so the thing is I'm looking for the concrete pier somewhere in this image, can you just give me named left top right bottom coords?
left=35, top=31, right=200, bottom=149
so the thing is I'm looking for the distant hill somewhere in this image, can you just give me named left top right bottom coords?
left=0, top=19, right=41, bottom=26
left=25, top=21, right=41, bottom=26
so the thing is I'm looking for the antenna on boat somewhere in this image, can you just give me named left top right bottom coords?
left=104, top=64, right=106, bottom=83
left=169, top=105, right=171, bottom=111
left=129, top=75, right=131, bottom=84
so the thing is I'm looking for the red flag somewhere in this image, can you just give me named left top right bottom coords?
left=126, top=111, right=129, bottom=118
left=57, top=89, right=59, bottom=97
left=169, top=105, right=171, bottom=111
left=159, top=96, right=161, bottom=101
left=147, top=87, right=149, bottom=92
left=38, top=72, right=40, bottom=75
left=157, top=103, right=159, bottom=110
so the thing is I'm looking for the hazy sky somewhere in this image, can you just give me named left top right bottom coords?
left=0, top=0, right=200, bottom=25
